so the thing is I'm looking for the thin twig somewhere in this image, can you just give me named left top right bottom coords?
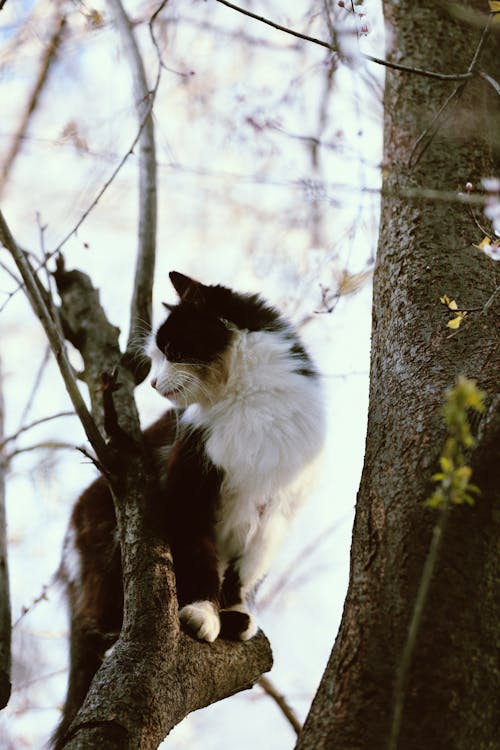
left=0, top=411, right=75, bottom=450
left=0, top=1, right=168, bottom=321
left=0, top=356, right=12, bottom=708
left=107, top=0, right=159, bottom=378
left=7, top=440, right=77, bottom=459
left=467, top=13, right=494, bottom=72
left=12, top=581, right=53, bottom=628
left=215, top=0, right=475, bottom=81
left=256, top=521, right=342, bottom=611
left=258, top=675, right=302, bottom=735
left=0, top=212, right=110, bottom=466
left=408, top=83, right=466, bottom=168
left=17, top=346, right=51, bottom=429
left=409, top=12, right=494, bottom=167
left=0, top=8, right=66, bottom=196
left=478, top=69, right=500, bottom=96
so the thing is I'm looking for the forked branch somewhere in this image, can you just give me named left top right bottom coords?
left=0, top=212, right=109, bottom=466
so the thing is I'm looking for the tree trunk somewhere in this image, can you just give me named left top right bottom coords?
left=297, top=3, right=500, bottom=749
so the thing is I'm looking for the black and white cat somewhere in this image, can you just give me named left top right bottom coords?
left=53, top=271, right=325, bottom=746
left=146, top=272, right=326, bottom=642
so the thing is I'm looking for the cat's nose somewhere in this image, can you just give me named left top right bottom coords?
left=151, top=377, right=157, bottom=390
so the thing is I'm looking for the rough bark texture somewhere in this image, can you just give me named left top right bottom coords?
left=297, top=3, right=499, bottom=749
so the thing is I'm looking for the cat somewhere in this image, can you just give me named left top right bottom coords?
left=52, top=271, right=325, bottom=747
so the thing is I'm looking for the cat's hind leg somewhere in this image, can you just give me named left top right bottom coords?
left=219, top=563, right=258, bottom=641
left=219, top=507, right=290, bottom=640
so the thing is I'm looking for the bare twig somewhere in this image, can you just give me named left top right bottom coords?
left=0, top=8, right=66, bottom=196
left=478, top=69, right=500, bottom=96
left=0, top=357, right=12, bottom=708
left=0, top=1, right=169, bottom=320
left=0, top=410, right=75, bottom=450
left=215, top=0, right=475, bottom=81
left=107, top=0, right=158, bottom=379
left=257, top=521, right=342, bottom=611
left=17, top=346, right=51, bottom=429
left=12, top=582, right=52, bottom=628
left=7, top=440, right=77, bottom=460
left=0, top=212, right=110, bottom=466
left=408, top=84, right=466, bottom=168
left=258, top=675, right=302, bottom=735
left=409, top=12, right=494, bottom=167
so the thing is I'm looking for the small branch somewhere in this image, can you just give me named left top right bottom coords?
left=478, top=69, right=500, bottom=97
left=0, top=410, right=75, bottom=450
left=215, top=0, right=475, bottom=81
left=408, top=84, right=466, bottom=168
left=108, top=0, right=158, bottom=381
left=0, top=0, right=170, bottom=325
left=0, top=9, right=66, bottom=196
left=0, top=357, right=12, bottom=708
left=0, top=212, right=110, bottom=467
left=12, top=581, right=52, bottom=628
left=467, top=12, right=494, bottom=72
left=409, top=12, right=494, bottom=167
left=7, top=440, right=77, bottom=459
left=17, top=345, right=51, bottom=428
left=258, top=674, right=302, bottom=735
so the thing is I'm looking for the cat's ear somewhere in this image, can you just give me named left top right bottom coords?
left=169, top=271, right=206, bottom=304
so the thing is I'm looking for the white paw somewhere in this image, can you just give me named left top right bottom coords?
left=179, top=601, right=221, bottom=642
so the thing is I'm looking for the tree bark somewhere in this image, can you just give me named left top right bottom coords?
left=297, top=3, right=500, bottom=749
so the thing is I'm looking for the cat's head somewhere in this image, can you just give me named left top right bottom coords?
left=147, top=271, right=283, bottom=407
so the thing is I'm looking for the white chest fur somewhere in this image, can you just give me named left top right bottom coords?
left=182, top=329, right=325, bottom=571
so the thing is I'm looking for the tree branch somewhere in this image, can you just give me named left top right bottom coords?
left=107, top=0, right=158, bottom=382
left=0, top=212, right=110, bottom=467
left=52, top=247, right=273, bottom=749
left=0, top=6, right=66, bottom=196
left=215, top=0, right=476, bottom=81
left=64, top=626, right=272, bottom=749
left=0, top=410, right=75, bottom=450
left=258, top=675, right=302, bottom=735
left=409, top=11, right=494, bottom=167
left=0, top=357, right=11, bottom=708
left=479, top=69, right=500, bottom=96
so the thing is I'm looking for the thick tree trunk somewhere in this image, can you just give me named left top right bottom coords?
left=297, top=3, right=499, bottom=749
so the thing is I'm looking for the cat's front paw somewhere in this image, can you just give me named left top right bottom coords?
left=179, top=601, right=221, bottom=642
left=220, top=606, right=258, bottom=641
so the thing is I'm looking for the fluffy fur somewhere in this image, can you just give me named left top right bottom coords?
left=52, top=272, right=325, bottom=748
left=146, top=272, right=326, bottom=642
